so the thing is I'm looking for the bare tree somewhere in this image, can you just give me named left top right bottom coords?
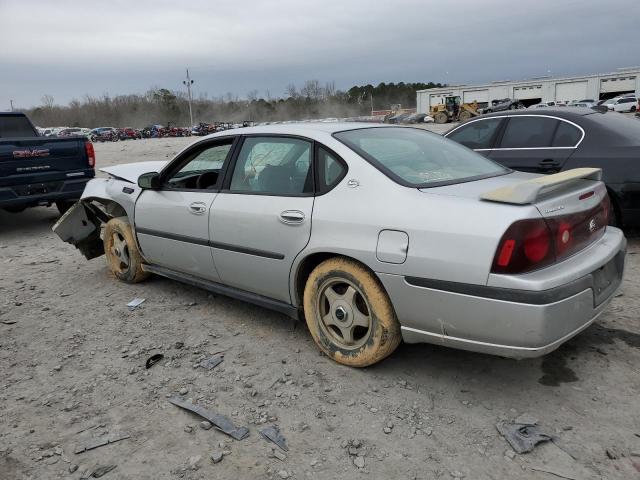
left=41, top=94, right=55, bottom=108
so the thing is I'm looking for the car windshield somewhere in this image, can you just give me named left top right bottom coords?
left=334, top=127, right=509, bottom=187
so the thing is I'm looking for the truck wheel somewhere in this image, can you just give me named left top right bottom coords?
left=55, top=201, right=75, bottom=216
left=459, top=111, right=471, bottom=121
left=303, top=257, right=401, bottom=367
left=434, top=112, right=449, bottom=124
left=104, top=218, right=149, bottom=283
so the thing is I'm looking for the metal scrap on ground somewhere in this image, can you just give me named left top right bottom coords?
left=496, top=421, right=552, bottom=454
left=74, top=433, right=130, bottom=454
left=260, top=425, right=288, bottom=451
left=88, top=464, right=117, bottom=478
left=168, top=397, right=249, bottom=440
left=127, top=298, right=146, bottom=310
left=200, top=355, right=224, bottom=370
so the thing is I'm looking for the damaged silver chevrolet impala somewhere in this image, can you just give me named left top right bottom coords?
left=54, top=124, right=626, bottom=366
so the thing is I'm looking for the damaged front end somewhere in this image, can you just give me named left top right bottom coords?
left=52, top=201, right=107, bottom=259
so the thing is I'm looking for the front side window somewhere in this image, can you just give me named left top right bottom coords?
left=446, top=118, right=503, bottom=149
left=166, top=141, right=232, bottom=189
left=230, top=137, right=312, bottom=195
left=500, top=117, right=558, bottom=148
left=334, top=127, right=508, bottom=187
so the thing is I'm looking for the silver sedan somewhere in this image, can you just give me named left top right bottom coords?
left=54, top=123, right=626, bottom=366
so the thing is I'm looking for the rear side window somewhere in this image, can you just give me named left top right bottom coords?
left=0, top=115, right=37, bottom=138
left=317, top=147, right=346, bottom=193
left=446, top=118, right=503, bottom=149
left=500, top=117, right=558, bottom=148
left=551, top=121, right=582, bottom=147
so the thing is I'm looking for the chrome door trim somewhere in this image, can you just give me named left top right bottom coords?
left=446, top=114, right=586, bottom=150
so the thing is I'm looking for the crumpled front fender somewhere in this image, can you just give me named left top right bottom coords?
left=52, top=201, right=105, bottom=260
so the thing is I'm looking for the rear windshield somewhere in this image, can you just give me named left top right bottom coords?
left=585, top=111, right=640, bottom=145
left=0, top=115, right=37, bottom=138
left=334, top=127, right=508, bottom=187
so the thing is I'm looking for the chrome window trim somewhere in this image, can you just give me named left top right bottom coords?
left=447, top=114, right=586, bottom=151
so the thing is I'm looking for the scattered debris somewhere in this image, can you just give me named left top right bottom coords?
left=90, top=465, right=117, bottom=478
left=168, top=397, right=249, bottom=440
left=354, top=456, right=365, bottom=468
left=210, top=451, right=224, bottom=464
left=271, top=448, right=287, bottom=461
left=200, top=355, right=224, bottom=370
left=606, top=447, right=621, bottom=460
left=127, top=298, right=146, bottom=310
left=260, top=425, right=288, bottom=452
left=74, top=433, right=130, bottom=454
left=145, top=353, right=164, bottom=369
left=1, top=320, right=17, bottom=325
left=200, top=421, right=213, bottom=430
left=529, top=466, right=578, bottom=480
left=496, top=422, right=552, bottom=454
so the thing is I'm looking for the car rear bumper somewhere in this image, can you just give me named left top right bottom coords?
left=0, top=177, right=91, bottom=209
left=377, top=227, right=626, bottom=358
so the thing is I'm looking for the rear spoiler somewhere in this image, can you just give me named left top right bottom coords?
left=481, top=168, right=602, bottom=205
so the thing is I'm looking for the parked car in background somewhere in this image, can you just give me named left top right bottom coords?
left=90, top=127, right=119, bottom=142
left=604, top=96, right=638, bottom=112
left=386, top=112, right=411, bottom=124
left=529, top=101, right=557, bottom=108
left=402, top=113, right=433, bottom=124
left=0, top=112, right=95, bottom=214
left=480, top=98, right=524, bottom=114
left=569, top=99, right=596, bottom=107
left=445, top=108, right=640, bottom=227
left=58, top=127, right=91, bottom=138
left=54, top=123, right=625, bottom=366
left=118, top=127, right=142, bottom=140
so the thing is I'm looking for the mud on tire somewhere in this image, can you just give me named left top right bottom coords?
left=103, top=217, right=149, bottom=283
left=303, top=257, right=401, bottom=367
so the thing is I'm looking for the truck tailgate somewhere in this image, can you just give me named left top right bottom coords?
left=0, top=137, right=90, bottom=187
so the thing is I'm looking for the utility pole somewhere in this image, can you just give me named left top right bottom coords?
left=10, top=99, right=14, bottom=112
left=183, top=68, right=194, bottom=126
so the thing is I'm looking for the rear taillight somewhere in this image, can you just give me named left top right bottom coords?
left=85, top=141, right=95, bottom=168
left=492, top=195, right=609, bottom=274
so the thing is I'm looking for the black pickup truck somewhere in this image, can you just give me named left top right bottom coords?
left=0, top=112, right=95, bottom=214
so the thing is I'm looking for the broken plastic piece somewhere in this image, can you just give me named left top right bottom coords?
left=127, top=298, right=146, bottom=310
left=145, top=353, right=164, bottom=369
left=168, top=397, right=249, bottom=440
left=200, top=355, right=224, bottom=370
left=90, top=464, right=117, bottom=478
left=260, top=425, right=288, bottom=452
left=496, top=422, right=552, bottom=454
left=74, top=433, right=130, bottom=454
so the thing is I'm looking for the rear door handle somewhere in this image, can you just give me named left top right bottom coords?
left=189, top=202, right=207, bottom=215
left=279, top=210, right=305, bottom=224
left=539, top=158, right=560, bottom=167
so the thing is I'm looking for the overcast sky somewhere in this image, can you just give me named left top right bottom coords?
left=1, top=0, right=638, bottom=109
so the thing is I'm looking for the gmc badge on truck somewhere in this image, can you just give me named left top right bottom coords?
left=13, top=148, right=50, bottom=158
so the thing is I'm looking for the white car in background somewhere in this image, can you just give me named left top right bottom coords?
left=603, top=96, right=638, bottom=113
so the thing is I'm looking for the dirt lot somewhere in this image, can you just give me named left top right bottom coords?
left=1, top=134, right=640, bottom=480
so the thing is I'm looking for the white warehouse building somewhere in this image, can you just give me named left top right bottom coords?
left=416, top=68, right=640, bottom=112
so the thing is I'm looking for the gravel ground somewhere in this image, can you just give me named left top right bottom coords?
left=1, top=133, right=640, bottom=480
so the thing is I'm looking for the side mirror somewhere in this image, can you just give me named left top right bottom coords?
left=138, top=172, right=161, bottom=190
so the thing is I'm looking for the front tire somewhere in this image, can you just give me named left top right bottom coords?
left=303, top=257, right=401, bottom=367
left=55, top=200, right=75, bottom=216
left=103, top=218, right=149, bottom=283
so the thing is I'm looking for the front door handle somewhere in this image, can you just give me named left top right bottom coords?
left=279, top=210, right=305, bottom=224
left=189, top=202, right=207, bottom=215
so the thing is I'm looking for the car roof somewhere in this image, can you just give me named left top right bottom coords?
left=480, top=107, right=602, bottom=120
left=203, top=122, right=390, bottom=138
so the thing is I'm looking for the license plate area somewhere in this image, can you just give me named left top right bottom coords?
left=592, top=254, right=622, bottom=306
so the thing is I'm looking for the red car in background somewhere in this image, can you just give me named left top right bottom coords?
left=118, top=128, right=142, bottom=140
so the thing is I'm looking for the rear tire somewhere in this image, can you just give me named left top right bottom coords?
left=459, top=111, right=471, bottom=122
left=303, top=257, right=401, bottom=367
left=104, top=218, right=149, bottom=283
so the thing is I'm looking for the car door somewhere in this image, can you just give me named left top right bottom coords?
left=445, top=117, right=505, bottom=157
left=488, top=115, right=580, bottom=173
left=210, top=135, right=314, bottom=303
left=135, top=138, right=236, bottom=281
